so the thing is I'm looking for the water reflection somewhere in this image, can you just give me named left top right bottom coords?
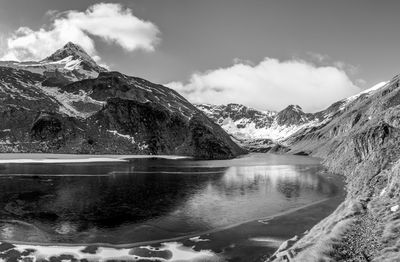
left=0, top=154, right=338, bottom=244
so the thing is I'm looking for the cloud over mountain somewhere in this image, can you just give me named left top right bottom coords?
left=0, top=3, right=160, bottom=61
left=167, top=58, right=361, bottom=112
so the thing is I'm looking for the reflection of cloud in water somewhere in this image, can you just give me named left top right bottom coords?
left=214, top=165, right=329, bottom=199
left=222, top=165, right=318, bottom=189
left=177, top=165, right=334, bottom=228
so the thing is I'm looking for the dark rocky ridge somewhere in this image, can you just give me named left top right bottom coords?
left=0, top=44, right=245, bottom=159
left=275, top=105, right=315, bottom=126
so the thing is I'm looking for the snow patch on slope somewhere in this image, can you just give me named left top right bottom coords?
left=107, top=130, right=149, bottom=150
left=107, top=130, right=136, bottom=143
left=220, top=117, right=318, bottom=141
left=40, top=85, right=105, bottom=118
left=0, top=55, right=101, bottom=81
left=341, top=81, right=388, bottom=109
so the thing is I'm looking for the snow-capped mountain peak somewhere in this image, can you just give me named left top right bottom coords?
left=196, top=103, right=311, bottom=141
left=42, top=42, right=105, bottom=73
left=41, top=42, right=107, bottom=77
left=0, top=42, right=107, bottom=82
left=44, top=42, right=94, bottom=62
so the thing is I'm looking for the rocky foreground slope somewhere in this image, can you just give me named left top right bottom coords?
left=0, top=43, right=244, bottom=159
left=266, top=77, right=400, bottom=261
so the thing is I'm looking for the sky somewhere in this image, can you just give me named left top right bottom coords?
left=1, top=0, right=400, bottom=112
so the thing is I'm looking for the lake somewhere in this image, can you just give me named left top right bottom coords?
left=0, top=153, right=343, bottom=261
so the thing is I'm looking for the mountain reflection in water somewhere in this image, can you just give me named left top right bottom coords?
left=0, top=153, right=337, bottom=244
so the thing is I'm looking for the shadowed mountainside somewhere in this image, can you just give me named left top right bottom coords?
left=0, top=43, right=245, bottom=159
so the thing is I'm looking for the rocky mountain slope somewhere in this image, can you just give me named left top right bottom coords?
left=0, top=43, right=244, bottom=159
left=198, top=80, right=400, bottom=261
left=266, top=77, right=400, bottom=261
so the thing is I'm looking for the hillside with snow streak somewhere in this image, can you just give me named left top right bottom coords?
left=0, top=42, right=244, bottom=159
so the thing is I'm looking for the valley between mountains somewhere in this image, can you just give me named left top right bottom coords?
left=0, top=43, right=400, bottom=261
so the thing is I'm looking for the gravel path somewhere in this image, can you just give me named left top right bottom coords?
left=332, top=211, right=383, bottom=262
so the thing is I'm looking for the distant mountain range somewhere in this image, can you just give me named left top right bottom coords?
left=0, top=42, right=244, bottom=159
left=197, top=81, right=388, bottom=153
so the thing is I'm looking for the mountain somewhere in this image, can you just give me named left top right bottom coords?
left=0, top=43, right=244, bottom=159
left=0, top=42, right=107, bottom=83
left=265, top=78, right=400, bottom=261
left=197, top=103, right=321, bottom=152
left=197, top=103, right=322, bottom=141
left=275, top=105, right=315, bottom=126
left=197, top=83, right=390, bottom=153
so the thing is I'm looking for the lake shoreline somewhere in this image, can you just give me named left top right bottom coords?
left=0, top=192, right=345, bottom=261
left=0, top=153, right=191, bottom=163
left=2, top=196, right=334, bottom=248
left=0, top=172, right=345, bottom=261
left=0, top=153, right=344, bottom=261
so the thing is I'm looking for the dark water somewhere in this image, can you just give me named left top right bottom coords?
left=0, top=153, right=339, bottom=245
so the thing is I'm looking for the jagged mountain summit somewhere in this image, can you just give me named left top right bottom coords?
left=275, top=104, right=315, bottom=126
left=0, top=42, right=107, bottom=83
left=43, top=42, right=107, bottom=76
left=196, top=103, right=318, bottom=152
left=197, top=103, right=318, bottom=143
left=0, top=43, right=244, bottom=159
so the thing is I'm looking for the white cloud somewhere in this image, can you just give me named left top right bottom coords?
left=167, top=58, right=361, bottom=112
left=0, top=3, right=160, bottom=61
